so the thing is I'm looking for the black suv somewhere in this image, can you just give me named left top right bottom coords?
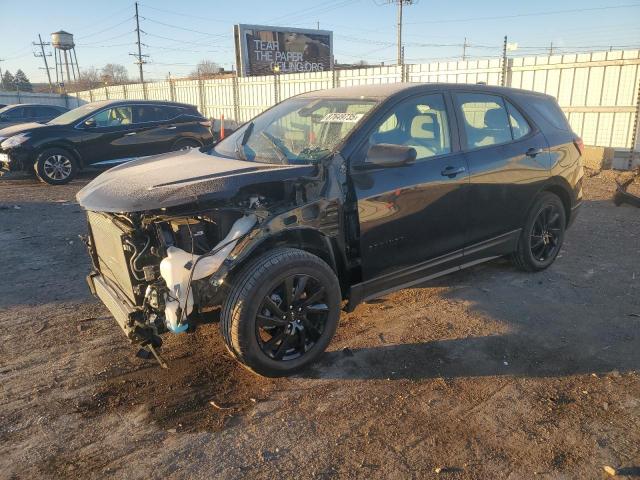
left=77, top=83, right=583, bottom=376
left=0, top=100, right=213, bottom=184
left=0, top=103, right=68, bottom=129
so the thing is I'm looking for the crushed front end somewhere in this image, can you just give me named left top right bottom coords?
left=83, top=203, right=265, bottom=348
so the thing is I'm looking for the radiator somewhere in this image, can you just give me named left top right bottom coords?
left=87, top=211, right=137, bottom=303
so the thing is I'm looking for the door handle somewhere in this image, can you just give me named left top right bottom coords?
left=125, top=132, right=137, bottom=136
left=441, top=165, right=466, bottom=178
left=525, top=147, right=543, bottom=157
left=165, top=126, right=177, bottom=130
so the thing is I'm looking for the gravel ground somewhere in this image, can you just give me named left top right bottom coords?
left=0, top=171, right=638, bottom=480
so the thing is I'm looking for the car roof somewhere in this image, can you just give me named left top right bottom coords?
left=3, top=103, right=67, bottom=109
left=84, top=99, right=197, bottom=109
left=296, top=82, right=553, bottom=101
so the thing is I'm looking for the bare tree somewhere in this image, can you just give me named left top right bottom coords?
left=189, top=60, right=221, bottom=79
left=101, top=63, right=129, bottom=85
left=76, top=67, right=102, bottom=90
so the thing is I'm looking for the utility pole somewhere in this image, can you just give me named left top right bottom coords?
left=462, top=37, right=469, bottom=61
left=132, top=2, right=146, bottom=84
left=389, top=0, right=414, bottom=66
left=501, top=35, right=508, bottom=86
left=549, top=41, right=554, bottom=56
left=316, top=21, right=320, bottom=30
left=33, top=34, right=54, bottom=92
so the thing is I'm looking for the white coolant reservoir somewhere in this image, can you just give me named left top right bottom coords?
left=159, top=214, right=257, bottom=333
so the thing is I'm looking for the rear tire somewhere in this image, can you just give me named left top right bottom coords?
left=34, top=147, right=77, bottom=185
left=220, top=248, right=341, bottom=377
left=172, top=138, right=201, bottom=151
left=512, top=192, right=566, bottom=272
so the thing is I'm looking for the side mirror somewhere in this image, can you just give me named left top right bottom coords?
left=0, top=115, right=8, bottom=121
left=357, top=143, right=417, bottom=169
left=83, top=118, right=96, bottom=129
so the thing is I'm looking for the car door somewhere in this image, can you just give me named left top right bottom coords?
left=350, top=91, right=469, bottom=287
left=77, top=105, right=135, bottom=165
left=123, top=105, right=179, bottom=157
left=452, top=92, right=551, bottom=261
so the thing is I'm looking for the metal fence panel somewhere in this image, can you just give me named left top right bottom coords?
left=68, top=49, right=640, bottom=151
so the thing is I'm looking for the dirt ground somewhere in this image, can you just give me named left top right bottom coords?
left=0, top=170, right=638, bottom=480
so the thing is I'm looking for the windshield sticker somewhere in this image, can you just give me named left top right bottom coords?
left=320, top=112, right=365, bottom=123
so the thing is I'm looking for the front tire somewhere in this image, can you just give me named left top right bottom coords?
left=34, top=147, right=77, bottom=185
left=512, top=192, right=566, bottom=272
left=220, top=248, right=341, bottom=377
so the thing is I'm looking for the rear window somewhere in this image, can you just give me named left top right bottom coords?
left=528, top=97, right=571, bottom=131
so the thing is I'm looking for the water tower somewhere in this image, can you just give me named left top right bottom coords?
left=51, top=30, right=80, bottom=91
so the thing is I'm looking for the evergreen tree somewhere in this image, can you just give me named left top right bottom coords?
left=1, top=71, right=15, bottom=90
left=14, top=69, right=33, bottom=92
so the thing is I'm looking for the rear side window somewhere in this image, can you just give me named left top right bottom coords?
left=36, top=106, right=62, bottom=117
left=456, top=93, right=512, bottom=149
left=3, top=107, right=25, bottom=120
left=528, top=97, right=570, bottom=131
left=133, top=105, right=168, bottom=123
left=505, top=101, right=531, bottom=140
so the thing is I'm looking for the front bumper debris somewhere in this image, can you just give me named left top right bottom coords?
left=87, top=272, right=137, bottom=340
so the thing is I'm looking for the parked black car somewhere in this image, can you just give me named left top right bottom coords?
left=0, top=103, right=68, bottom=129
left=0, top=100, right=213, bottom=184
left=77, top=83, right=583, bottom=376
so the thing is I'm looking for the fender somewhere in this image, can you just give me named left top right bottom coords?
left=208, top=198, right=348, bottom=294
left=30, top=139, right=83, bottom=167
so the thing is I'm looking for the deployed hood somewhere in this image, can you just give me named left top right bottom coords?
left=0, top=122, right=50, bottom=138
left=76, top=149, right=317, bottom=213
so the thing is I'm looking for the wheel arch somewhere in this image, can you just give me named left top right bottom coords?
left=34, top=142, right=83, bottom=167
left=228, top=228, right=348, bottom=297
left=171, top=136, right=203, bottom=150
left=540, top=178, right=573, bottom=227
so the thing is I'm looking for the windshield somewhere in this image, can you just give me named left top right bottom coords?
left=47, top=104, right=103, bottom=125
left=213, top=97, right=378, bottom=164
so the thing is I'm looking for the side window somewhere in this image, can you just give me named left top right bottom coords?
left=456, top=93, right=512, bottom=149
left=529, top=97, right=571, bottom=131
left=133, top=105, right=165, bottom=123
left=368, top=93, right=451, bottom=161
left=36, top=107, right=59, bottom=118
left=87, top=106, right=133, bottom=127
left=4, top=107, right=25, bottom=120
left=505, top=101, right=531, bottom=140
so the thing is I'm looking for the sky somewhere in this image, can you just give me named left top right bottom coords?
left=2, top=0, right=640, bottom=84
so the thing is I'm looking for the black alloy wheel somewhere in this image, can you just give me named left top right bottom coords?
left=220, top=247, right=341, bottom=376
left=530, top=204, right=562, bottom=262
left=255, top=274, right=330, bottom=361
left=512, top=192, right=566, bottom=272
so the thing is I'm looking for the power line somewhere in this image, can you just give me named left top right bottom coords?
left=405, top=2, right=640, bottom=24
left=140, top=16, right=228, bottom=38
left=137, top=3, right=232, bottom=24
left=76, top=16, right=134, bottom=40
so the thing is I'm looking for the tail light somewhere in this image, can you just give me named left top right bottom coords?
left=573, top=137, right=584, bottom=156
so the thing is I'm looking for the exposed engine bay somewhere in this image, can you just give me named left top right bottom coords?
left=84, top=186, right=293, bottom=350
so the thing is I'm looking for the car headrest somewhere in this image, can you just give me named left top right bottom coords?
left=410, top=113, right=438, bottom=140
left=484, top=108, right=506, bottom=130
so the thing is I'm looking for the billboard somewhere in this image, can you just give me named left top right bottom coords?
left=234, top=24, right=333, bottom=77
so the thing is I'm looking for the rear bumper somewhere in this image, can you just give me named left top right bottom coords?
left=87, top=272, right=138, bottom=341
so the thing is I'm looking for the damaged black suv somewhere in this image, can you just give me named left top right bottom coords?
left=78, top=83, right=583, bottom=376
